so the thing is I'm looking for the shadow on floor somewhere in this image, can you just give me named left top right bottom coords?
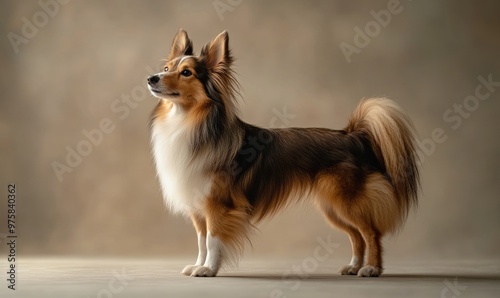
left=221, top=273, right=500, bottom=282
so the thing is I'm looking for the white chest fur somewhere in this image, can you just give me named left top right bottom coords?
left=151, top=104, right=212, bottom=214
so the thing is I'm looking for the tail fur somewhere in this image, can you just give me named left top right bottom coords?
left=346, top=98, right=420, bottom=219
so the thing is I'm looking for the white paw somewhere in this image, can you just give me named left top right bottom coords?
left=357, top=265, right=382, bottom=277
left=190, top=266, right=217, bottom=277
left=339, top=265, right=361, bottom=275
left=181, top=265, right=201, bottom=276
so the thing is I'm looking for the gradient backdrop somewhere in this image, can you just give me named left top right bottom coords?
left=0, top=0, right=499, bottom=263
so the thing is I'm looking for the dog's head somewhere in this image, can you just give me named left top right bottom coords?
left=147, top=29, right=238, bottom=111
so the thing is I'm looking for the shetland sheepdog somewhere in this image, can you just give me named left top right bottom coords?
left=147, top=29, right=419, bottom=277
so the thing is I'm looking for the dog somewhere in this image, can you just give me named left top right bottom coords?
left=147, top=29, right=420, bottom=277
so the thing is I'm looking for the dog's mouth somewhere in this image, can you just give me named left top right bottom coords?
left=149, top=88, right=179, bottom=97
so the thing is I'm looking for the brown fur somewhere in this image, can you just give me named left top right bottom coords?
left=148, top=29, right=420, bottom=277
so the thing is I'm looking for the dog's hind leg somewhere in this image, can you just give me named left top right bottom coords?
left=320, top=205, right=366, bottom=275
left=355, top=224, right=383, bottom=277
left=347, top=173, right=397, bottom=277
left=315, top=170, right=392, bottom=277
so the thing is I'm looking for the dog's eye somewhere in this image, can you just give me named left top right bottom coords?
left=181, top=69, right=192, bottom=77
left=163, top=66, right=168, bottom=72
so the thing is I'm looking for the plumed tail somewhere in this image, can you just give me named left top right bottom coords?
left=346, top=98, right=420, bottom=219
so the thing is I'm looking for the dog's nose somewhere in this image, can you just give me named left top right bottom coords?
left=148, top=75, right=160, bottom=85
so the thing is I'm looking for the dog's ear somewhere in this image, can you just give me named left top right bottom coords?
left=168, top=29, right=193, bottom=61
left=200, top=30, right=232, bottom=71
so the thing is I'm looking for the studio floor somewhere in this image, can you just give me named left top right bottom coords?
left=1, top=258, right=499, bottom=297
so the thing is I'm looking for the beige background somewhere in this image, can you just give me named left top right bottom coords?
left=0, top=0, right=499, bottom=263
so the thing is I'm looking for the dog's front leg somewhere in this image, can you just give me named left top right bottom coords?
left=189, top=203, right=250, bottom=277
left=189, top=231, right=223, bottom=277
left=181, top=214, right=207, bottom=276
